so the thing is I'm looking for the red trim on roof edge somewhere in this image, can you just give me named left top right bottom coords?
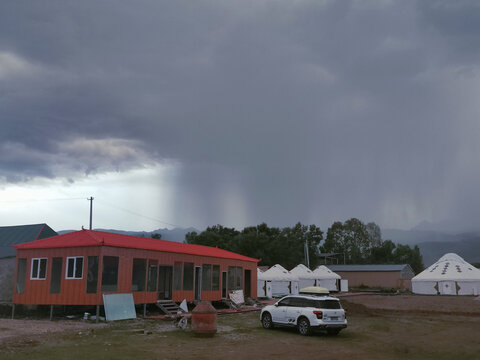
left=13, top=229, right=259, bottom=263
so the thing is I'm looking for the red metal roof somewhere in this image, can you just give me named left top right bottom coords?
left=13, top=229, right=259, bottom=263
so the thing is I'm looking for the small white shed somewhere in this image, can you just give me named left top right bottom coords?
left=290, top=264, right=318, bottom=290
left=260, top=264, right=299, bottom=298
left=313, top=265, right=341, bottom=291
left=412, top=253, right=480, bottom=295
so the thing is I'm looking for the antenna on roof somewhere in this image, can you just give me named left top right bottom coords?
left=87, top=197, right=94, bottom=230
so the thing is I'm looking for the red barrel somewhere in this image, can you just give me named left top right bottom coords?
left=191, top=301, right=217, bottom=336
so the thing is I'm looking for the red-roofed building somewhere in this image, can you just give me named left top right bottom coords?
left=12, top=229, right=259, bottom=309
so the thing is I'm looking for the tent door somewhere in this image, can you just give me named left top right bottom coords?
left=440, top=281, right=456, bottom=295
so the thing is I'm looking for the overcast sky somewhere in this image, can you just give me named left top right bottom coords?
left=1, top=1, right=480, bottom=233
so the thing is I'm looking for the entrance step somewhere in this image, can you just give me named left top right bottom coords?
left=156, top=300, right=184, bottom=315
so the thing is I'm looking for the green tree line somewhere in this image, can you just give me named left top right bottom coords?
left=323, top=218, right=424, bottom=273
left=185, top=218, right=424, bottom=273
left=186, top=223, right=323, bottom=270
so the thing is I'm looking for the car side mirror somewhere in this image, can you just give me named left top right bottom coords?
left=274, top=303, right=278, bottom=307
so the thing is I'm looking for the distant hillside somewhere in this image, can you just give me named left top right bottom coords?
left=58, top=227, right=198, bottom=243
left=383, top=229, right=462, bottom=245
left=383, top=229, right=480, bottom=266
left=418, top=236, right=480, bottom=266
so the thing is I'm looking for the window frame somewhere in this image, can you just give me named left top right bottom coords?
left=147, top=260, right=158, bottom=292
left=183, top=262, right=194, bottom=291
left=131, top=258, right=147, bottom=292
left=212, top=265, right=220, bottom=291
left=30, top=258, right=48, bottom=280
left=86, top=256, right=99, bottom=294
left=101, top=256, right=119, bottom=292
left=173, top=261, right=182, bottom=291
left=202, top=264, right=212, bottom=291
left=16, top=258, right=27, bottom=293
left=228, top=266, right=243, bottom=291
left=65, top=256, right=84, bottom=279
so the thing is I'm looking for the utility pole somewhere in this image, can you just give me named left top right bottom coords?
left=88, top=197, right=94, bottom=230
left=304, top=240, right=310, bottom=269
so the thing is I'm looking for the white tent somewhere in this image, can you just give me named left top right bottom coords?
left=257, top=268, right=273, bottom=298
left=260, top=264, right=299, bottom=297
left=313, top=265, right=341, bottom=291
left=412, top=253, right=480, bottom=295
left=290, top=264, right=317, bottom=290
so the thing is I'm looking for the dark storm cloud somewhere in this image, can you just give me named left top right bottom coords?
left=418, top=1, right=480, bottom=65
left=1, top=0, right=480, bottom=229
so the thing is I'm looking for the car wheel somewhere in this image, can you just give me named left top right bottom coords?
left=327, top=329, right=340, bottom=336
left=297, top=317, right=311, bottom=336
left=262, top=313, right=274, bottom=329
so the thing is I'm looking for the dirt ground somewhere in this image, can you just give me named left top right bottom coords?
left=0, top=318, right=106, bottom=343
left=340, top=293, right=480, bottom=315
left=1, top=294, right=479, bottom=360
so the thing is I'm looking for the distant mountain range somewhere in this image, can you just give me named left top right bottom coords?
left=383, top=229, right=480, bottom=266
left=58, top=226, right=480, bottom=268
left=58, top=227, right=198, bottom=244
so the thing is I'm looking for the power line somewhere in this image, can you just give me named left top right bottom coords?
left=95, top=199, right=181, bottom=228
left=0, top=196, right=181, bottom=229
left=0, top=197, right=86, bottom=203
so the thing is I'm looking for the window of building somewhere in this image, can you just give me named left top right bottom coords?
left=237, top=267, right=243, bottom=289
left=31, top=258, right=47, bottom=280
left=202, top=264, right=212, bottom=291
left=66, top=257, right=84, bottom=279
left=183, top=262, right=194, bottom=291
left=212, top=265, right=220, bottom=291
left=50, top=257, right=63, bottom=294
left=132, top=258, right=147, bottom=292
left=86, top=256, right=99, bottom=294
left=228, top=266, right=243, bottom=291
left=173, top=262, right=182, bottom=290
left=147, top=260, right=158, bottom=292
left=16, top=258, right=27, bottom=293
left=101, top=256, right=119, bottom=292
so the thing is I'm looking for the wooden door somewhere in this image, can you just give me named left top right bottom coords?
left=244, top=269, right=251, bottom=298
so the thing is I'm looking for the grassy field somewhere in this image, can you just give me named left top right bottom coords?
left=1, top=300, right=479, bottom=360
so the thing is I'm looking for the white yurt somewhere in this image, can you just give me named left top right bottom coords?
left=313, top=265, right=341, bottom=291
left=290, top=264, right=318, bottom=290
left=412, top=253, right=480, bottom=295
left=260, top=264, right=299, bottom=298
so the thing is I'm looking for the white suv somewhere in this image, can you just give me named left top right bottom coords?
left=260, top=295, right=347, bottom=336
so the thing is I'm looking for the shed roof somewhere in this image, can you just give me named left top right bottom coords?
left=327, top=264, right=412, bottom=272
left=0, top=223, right=57, bottom=258
left=13, top=229, right=259, bottom=263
